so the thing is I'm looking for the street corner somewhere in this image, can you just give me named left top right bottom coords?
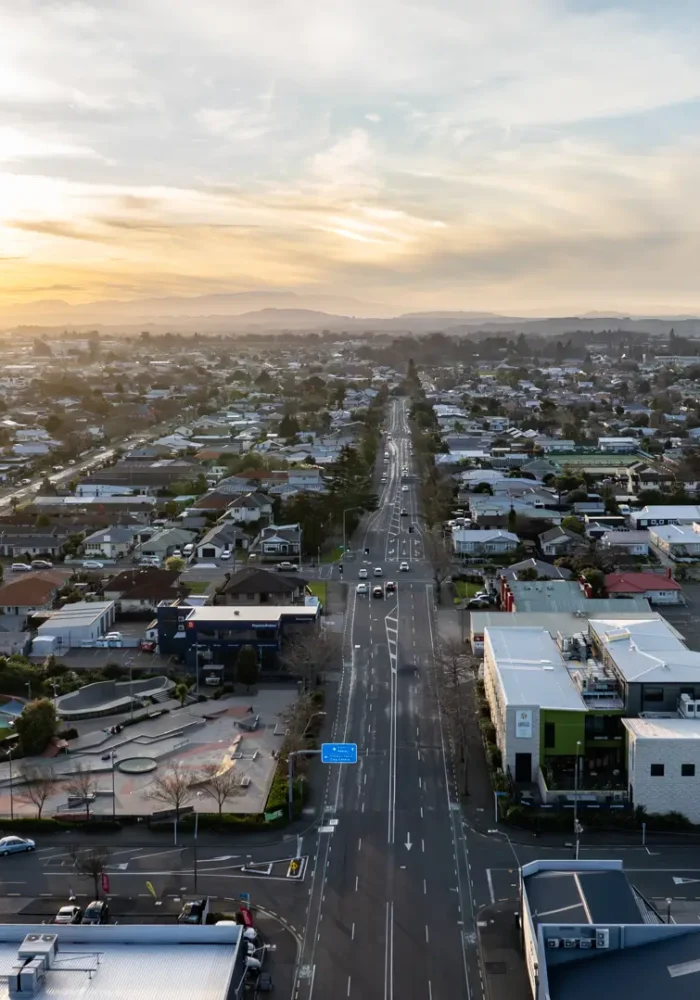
left=476, top=901, right=531, bottom=1000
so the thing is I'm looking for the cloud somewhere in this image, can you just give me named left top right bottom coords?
left=7, top=219, right=111, bottom=242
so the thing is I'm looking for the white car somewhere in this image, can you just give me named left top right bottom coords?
left=10, top=563, right=32, bottom=573
left=104, top=632, right=122, bottom=641
left=401, top=485, right=409, bottom=492
left=358, top=568, right=368, bottom=579
left=399, top=561, right=410, bottom=572
left=373, top=567, right=383, bottom=577
left=82, top=560, right=104, bottom=570
left=381, top=476, right=387, bottom=483
left=220, top=549, right=232, bottom=560
left=356, top=583, right=368, bottom=595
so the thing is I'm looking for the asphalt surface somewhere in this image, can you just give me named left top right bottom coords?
left=293, top=399, right=476, bottom=1000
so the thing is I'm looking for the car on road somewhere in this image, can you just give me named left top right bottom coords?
left=381, top=475, right=387, bottom=482
left=356, top=583, right=368, bottom=596
left=0, top=836, right=35, bottom=856
left=82, top=560, right=104, bottom=570
left=385, top=581, right=396, bottom=593
left=400, top=509, right=408, bottom=516
left=399, top=561, right=410, bottom=572
left=373, top=566, right=383, bottom=576
left=31, top=559, right=53, bottom=569
left=408, top=525, right=414, bottom=533
left=401, top=485, right=409, bottom=492
left=276, top=561, right=298, bottom=571
left=220, top=549, right=232, bottom=560
left=82, top=900, right=110, bottom=925
left=55, top=905, right=83, bottom=925
left=372, top=585, right=384, bottom=598
left=10, top=563, right=32, bottom=572
left=358, top=568, right=368, bottom=579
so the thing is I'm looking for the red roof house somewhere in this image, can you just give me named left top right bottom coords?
left=605, top=570, right=683, bottom=605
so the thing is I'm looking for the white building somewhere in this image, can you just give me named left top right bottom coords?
left=452, top=528, right=519, bottom=556
left=598, top=436, right=637, bottom=453
left=648, top=522, right=700, bottom=559
left=599, top=530, right=649, bottom=556
left=623, top=718, right=700, bottom=824
left=630, top=504, right=700, bottom=528
left=35, top=600, right=116, bottom=650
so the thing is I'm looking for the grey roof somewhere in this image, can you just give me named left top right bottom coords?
left=509, top=580, right=650, bottom=614
left=198, top=523, right=247, bottom=547
left=485, top=627, right=587, bottom=710
left=501, top=558, right=573, bottom=580
left=525, top=868, right=644, bottom=928
left=546, top=928, right=700, bottom=1000
left=589, top=617, right=700, bottom=684
left=84, top=526, right=139, bottom=544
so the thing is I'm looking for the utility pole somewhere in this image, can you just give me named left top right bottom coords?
left=573, top=740, right=583, bottom=859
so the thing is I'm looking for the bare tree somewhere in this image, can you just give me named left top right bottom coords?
left=70, top=845, right=110, bottom=899
left=435, top=637, right=476, bottom=796
left=64, top=763, right=97, bottom=820
left=18, top=765, right=56, bottom=819
left=146, top=762, right=196, bottom=822
left=279, top=629, right=340, bottom=690
left=424, top=529, right=453, bottom=601
left=198, top=763, right=241, bottom=819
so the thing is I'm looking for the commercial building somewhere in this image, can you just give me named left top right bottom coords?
left=469, top=609, right=666, bottom=655
left=32, top=600, right=116, bottom=652
left=648, top=522, right=700, bottom=560
left=521, top=858, right=700, bottom=1000
left=498, top=578, right=649, bottom=614
left=623, top=718, right=700, bottom=824
left=630, top=504, right=700, bottom=528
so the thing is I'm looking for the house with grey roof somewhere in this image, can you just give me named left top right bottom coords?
left=83, top=525, right=140, bottom=560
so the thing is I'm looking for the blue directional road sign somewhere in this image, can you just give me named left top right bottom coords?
left=239, top=892, right=251, bottom=903
left=321, top=742, right=358, bottom=764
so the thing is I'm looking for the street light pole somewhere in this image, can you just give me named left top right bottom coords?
left=111, top=751, right=117, bottom=821
left=573, top=740, right=582, bottom=860
left=8, top=748, right=13, bottom=821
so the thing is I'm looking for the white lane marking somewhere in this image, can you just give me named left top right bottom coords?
left=486, top=869, right=495, bottom=905
left=347, top=975, right=352, bottom=996
left=351, top=922, right=355, bottom=940
left=358, top=838, right=362, bottom=852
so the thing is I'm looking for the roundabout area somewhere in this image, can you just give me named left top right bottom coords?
left=116, top=756, right=158, bottom=774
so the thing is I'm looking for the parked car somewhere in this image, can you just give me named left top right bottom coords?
left=399, top=561, right=410, bottom=572
left=55, top=905, right=83, bottom=925
left=82, top=560, right=104, bottom=570
left=104, top=632, right=122, bottom=641
left=220, top=549, right=232, bottom=560
left=10, top=563, right=32, bottom=573
left=276, top=561, right=298, bottom=571
left=140, top=640, right=157, bottom=653
left=31, top=559, right=53, bottom=569
left=467, top=598, right=490, bottom=609
left=0, top=836, right=35, bottom=856
left=82, top=900, right=109, bottom=925
left=178, top=898, right=210, bottom=925
left=356, top=583, right=368, bottom=596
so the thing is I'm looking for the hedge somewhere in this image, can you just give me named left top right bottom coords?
left=0, top=817, right=122, bottom=834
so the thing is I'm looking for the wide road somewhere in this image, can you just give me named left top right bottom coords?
left=294, top=399, right=478, bottom=1000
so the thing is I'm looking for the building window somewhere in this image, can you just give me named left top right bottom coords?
left=643, top=686, right=664, bottom=704
left=650, top=763, right=665, bottom=777
left=682, top=764, right=696, bottom=777
left=544, top=722, right=555, bottom=749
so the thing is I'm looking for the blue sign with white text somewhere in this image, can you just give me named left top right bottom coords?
left=322, top=742, right=358, bottom=764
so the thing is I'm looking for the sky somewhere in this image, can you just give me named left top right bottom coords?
left=2, top=0, right=700, bottom=317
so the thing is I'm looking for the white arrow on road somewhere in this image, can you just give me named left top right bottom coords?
left=673, top=876, right=700, bottom=885
left=201, top=855, right=241, bottom=863
left=405, top=833, right=412, bottom=851
left=106, top=863, right=129, bottom=871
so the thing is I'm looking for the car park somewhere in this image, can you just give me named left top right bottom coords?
left=358, top=568, right=368, bottom=579
left=0, top=836, right=35, bottom=856
left=356, top=583, right=368, bottom=596
left=399, top=561, right=410, bottom=572
left=82, top=900, right=110, bottom=925
left=55, top=905, right=83, bottom=925
left=10, top=563, right=32, bottom=572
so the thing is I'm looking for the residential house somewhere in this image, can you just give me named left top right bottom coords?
left=135, top=527, right=197, bottom=562
left=630, top=505, right=700, bottom=528
left=599, top=530, right=649, bottom=556
left=452, top=528, right=519, bottom=557
left=196, top=524, right=249, bottom=560
left=0, top=570, right=64, bottom=616
left=103, top=568, right=186, bottom=613
left=219, top=492, right=274, bottom=524
left=83, top=526, right=140, bottom=560
left=605, top=570, right=683, bottom=605
left=215, top=566, right=307, bottom=606
left=648, top=523, right=700, bottom=561
left=539, top=526, right=589, bottom=558
left=0, top=530, right=66, bottom=558
left=250, top=523, right=302, bottom=563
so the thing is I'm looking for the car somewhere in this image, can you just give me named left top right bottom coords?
left=380, top=476, right=387, bottom=483
left=408, top=525, right=414, bottom=533
left=0, top=836, right=35, bottom=856
left=401, top=485, right=409, bottom=492
left=356, top=583, right=368, bottom=596
left=385, top=581, right=396, bottom=593
left=10, top=563, right=32, bottom=572
left=82, top=900, right=110, bottom=925
left=31, top=559, right=53, bottom=569
left=474, top=591, right=490, bottom=601
left=82, top=560, right=104, bottom=570
left=101, top=751, right=117, bottom=761
left=372, top=585, right=384, bottom=598
left=399, top=561, right=410, bottom=572
left=140, top=640, right=157, bottom=653
left=467, top=598, right=490, bottom=609
left=276, top=561, right=298, bottom=571
left=104, top=631, right=122, bottom=641
left=220, top=549, right=232, bottom=560
left=373, top=566, right=383, bottom=576
left=358, top=568, right=368, bottom=579
left=178, top=898, right=210, bottom=925
left=19, top=478, right=32, bottom=485
left=400, top=509, right=408, bottom=517
left=55, top=905, right=83, bottom=925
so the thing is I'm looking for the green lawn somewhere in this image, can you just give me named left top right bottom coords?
left=186, top=580, right=211, bottom=595
left=321, top=546, right=344, bottom=564
left=307, top=581, right=327, bottom=605
left=454, top=580, right=480, bottom=602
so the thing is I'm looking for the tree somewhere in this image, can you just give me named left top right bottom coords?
left=146, top=762, right=195, bottom=822
left=435, top=638, right=477, bottom=796
left=18, top=765, right=56, bottom=818
left=199, top=763, right=241, bottom=819
left=581, top=567, right=605, bottom=598
left=279, top=630, right=339, bottom=690
left=165, top=556, right=186, bottom=573
left=65, top=763, right=98, bottom=820
left=174, top=682, right=190, bottom=707
left=14, top=699, right=58, bottom=756
left=561, top=516, right=585, bottom=536
left=424, top=530, right=453, bottom=602
left=70, top=845, right=110, bottom=899
left=235, top=645, right=259, bottom=692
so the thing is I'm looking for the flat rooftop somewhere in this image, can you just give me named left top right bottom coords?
left=623, top=718, right=700, bottom=741
left=185, top=605, right=318, bottom=624
left=590, top=617, right=700, bottom=684
left=485, top=627, right=587, bottom=711
left=546, top=928, right=700, bottom=1000
left=470, top=610, right=666, bottom=637
left=525, top=867, right=644, bottom=929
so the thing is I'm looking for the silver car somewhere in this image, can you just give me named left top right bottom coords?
left=0, top=836, right=35, bottom=856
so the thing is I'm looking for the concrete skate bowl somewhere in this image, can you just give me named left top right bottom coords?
left=56, top=677, right=175, bottom=722
left=116, top=757, right=158, bottom=774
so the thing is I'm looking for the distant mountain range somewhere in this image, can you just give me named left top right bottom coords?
left=3, top=289, right=700, bottom=337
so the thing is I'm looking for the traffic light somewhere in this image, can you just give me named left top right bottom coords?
left=339, top=564, right=344, bottom=574
left=365, top=547, right=370, bottom=555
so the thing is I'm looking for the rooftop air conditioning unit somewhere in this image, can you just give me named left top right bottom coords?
left=595, top=928, right=610, bottom=949
left=546, top=938, right=561, bottom=949
left=20, top=959, right=46, bottom=994
left=579, top=938, right=593, bottom=949
left=18, top=933, right=57, bottom=969
left=563, top=938, right=577, bottom=949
